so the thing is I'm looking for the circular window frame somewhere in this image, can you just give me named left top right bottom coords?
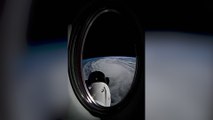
left=68, top=1, right=143, bottom=117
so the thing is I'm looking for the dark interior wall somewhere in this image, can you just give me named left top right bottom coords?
left=28, top=0, right=67, bottom=43
left=27, top=0, right=213, bottom=45
left=27, top=0, right=93, bottom=45
left=143, top=0, right=213, bottom=34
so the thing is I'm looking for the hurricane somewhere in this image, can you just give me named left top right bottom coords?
left=82, top=56, right=136, bottom=105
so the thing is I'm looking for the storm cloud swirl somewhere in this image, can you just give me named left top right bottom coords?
left=82, top=57, right=136, bottom=106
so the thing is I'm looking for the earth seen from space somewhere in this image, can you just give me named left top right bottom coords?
left=82, top=56, right=136, bottom=106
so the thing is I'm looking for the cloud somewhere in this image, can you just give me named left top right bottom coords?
left=83, top=57, right=136, bottom=105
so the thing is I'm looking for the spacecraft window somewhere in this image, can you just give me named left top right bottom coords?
left=81, top=10, right=138, bottom=107
left=68, top=5, right=142, bottom=116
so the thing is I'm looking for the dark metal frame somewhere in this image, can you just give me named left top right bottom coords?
left=68, top=1, right=143, bottom=117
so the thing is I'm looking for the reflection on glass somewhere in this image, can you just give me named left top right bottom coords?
left=85, top=71, right=111, bottom=106
left=82, top=57, right=136, bottom=106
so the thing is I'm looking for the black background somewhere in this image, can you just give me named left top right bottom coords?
left=82, top=11, right=138, bottom=59
left=28, top=0, right=213, bottom=45
left=144, top=0, right=213, bottom=35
